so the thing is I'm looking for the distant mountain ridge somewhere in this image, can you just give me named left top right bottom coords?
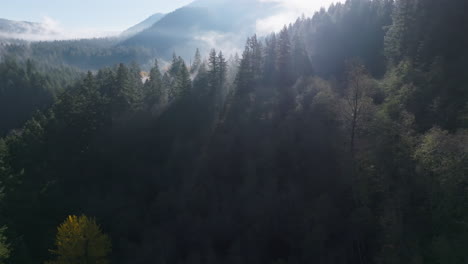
left=0, top=18, right=43, bottom=34
left=121, top=0, right=280, bottom=59
left=120, top=13, right=165, bottom=38
left=0, top=18, right=60, bottom=40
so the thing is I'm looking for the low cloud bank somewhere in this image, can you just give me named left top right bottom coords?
left=256, top=0, right=342, bottom=35
left=0, top=16, right=119, bottom=41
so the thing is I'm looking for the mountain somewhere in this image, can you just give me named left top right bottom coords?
left=0, top=0, right=282, bottom=69
left=0, top=18, right=60, bottom=41
left=121, top=0, right=280, bottom=59
left=120, top=13, right=165, bottom=38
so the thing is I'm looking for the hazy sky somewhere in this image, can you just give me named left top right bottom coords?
left=0, top=0, right=341, bottom=38
left=0, top=0, right=193, bottom=33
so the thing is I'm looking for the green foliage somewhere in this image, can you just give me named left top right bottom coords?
left=174, top=60, right=191, bottom=99
left=190, top=48, right=202, bottom=75
left=414, top=127, right=468, bottom=191
left=2, top=38, right=153, bottom=70
left=306, top=0, right=393, bottom=77
left=276, top=26, right=292, bottom=84
left=0, top=58, right=75, bottom=136
left=166, top=55, right=192, bottom=101
left=144, top=59, right=164, bottom=107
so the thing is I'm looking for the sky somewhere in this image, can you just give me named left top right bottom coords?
left=0, top=0, right=194, bottom=37
left=0, top=0, right=341, bottom=39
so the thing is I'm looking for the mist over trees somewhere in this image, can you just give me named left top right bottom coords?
left=1, top=0, right=468, bottom=263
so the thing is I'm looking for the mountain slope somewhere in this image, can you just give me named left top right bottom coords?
left=121, top=0, right=280, bottom=59
left=120, top=13, right=165, bottom=38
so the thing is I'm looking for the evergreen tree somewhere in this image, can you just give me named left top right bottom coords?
left=264, top=33, right=277, bottom=83
left=111, top=63, right=142, bottom=114
left=144, top=59, right=165, bottom=107
left=276, top=26, right=292, bottom=84
left=208, top=49, right=219, bottom=95
left=218, top=51, right=227, bottom=89
left=384, top=0, right=415, bottom=64
left=226, top=53, right=241, bottom=85
left=96, top=68, right=115, bottom=99
left=0, top=58, right=59, bottom=136
left=235, top=38, right=254, bottom=96
left=162, top=72, right=172, bottom=100
left=191, top=48, right=202, bottom=75
left=112, top=63, right=131, bottom=114
left=249, top=35, right=263, bottom=81
left=169, top=53, right=182, bottom=77
left=291, top=33, right=313, bottom=78
left=173, top=60, right=191, bottom=99
left=193, top=62, right=209, bottom=96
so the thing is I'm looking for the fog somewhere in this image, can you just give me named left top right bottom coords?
left=256, top=0, right=343, bottom=34
left=0, top=16, right=119, bottom=41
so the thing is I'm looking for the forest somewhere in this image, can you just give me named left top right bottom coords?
left=0, top=0, right=468, bottom=263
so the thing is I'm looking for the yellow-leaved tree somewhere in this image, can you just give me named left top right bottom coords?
left=0, top=226, right=10, bottom=264
left=46, top=215, right=111, bottom=264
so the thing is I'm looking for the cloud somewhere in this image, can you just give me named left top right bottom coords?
left=0, top=16, right=120, bottom=41
left=256, top=0, right=342, bottom=35
left=39, top=16, right=62, bottom=35
left=193, top=31, right=244, bottom=56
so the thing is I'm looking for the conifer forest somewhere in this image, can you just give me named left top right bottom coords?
left=0, top=0, right=468, bottom=263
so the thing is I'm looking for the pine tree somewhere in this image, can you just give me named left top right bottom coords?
left=235, top=38, right=254, bottom=96
left=292, top=33, right=313, bottom=78
left=384, top=0, right=417, bottom=64
left=218, top=51, right=227, bottom=89
left=83, top=71, right=96, bottom=90
left=264, top=33, right=277, bottom=83
left=169, top=53, right=182, bottom=77
left=162, top=72, right=172, bottom=101
left=113, top=63, right=131, bottom=114
left=191, top=48, right=202, bottom=74
left=96, top=68, right=115, bottom=100
left=82, top=71, right=107, bottom=131
left=193, top=62, right=209, bottom=96
left=208, top=49, right=219, bottom=95
left=249, top=35, right=263, bottom=81
left=144, top=59, right=164, bottom=107
left=277, top=26, right=292, bottom=84
left=173, top=60, right=191, bottom=99
left=227, top=53, right=240, bottom=85
left=233, top=53, right=241, bottom=68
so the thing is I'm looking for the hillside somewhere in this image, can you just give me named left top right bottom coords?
left=120, top=13, right=165, bottom=38
left=121, top=0, right=279, bottom=59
